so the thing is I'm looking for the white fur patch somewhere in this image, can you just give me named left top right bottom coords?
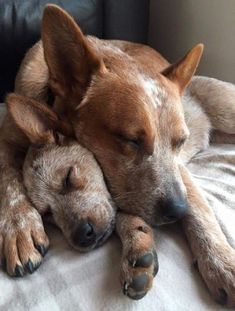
left=140, top=75, right=164, bottom=108
left=6, top=185, right=25, bottom=207
left=9, top=194, right=25, bottom=207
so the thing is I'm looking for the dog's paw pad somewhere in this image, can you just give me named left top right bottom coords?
left=126, top=290, right=147, bottom=300
left=123, top=274, right=149, bottom=300
left=131, top=274, right=149, bottom=291
left=14, top=264, right=24, bottom=277
left=133, top=253, right=153, bottom=268
left=129, top=250, right=159, bottom=275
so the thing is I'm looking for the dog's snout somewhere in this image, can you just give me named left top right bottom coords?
left=161, top=197, right=188, bottom=223
left=72, top=220, right=96, bottom=248
left=159, top=182, right=188, bottom=223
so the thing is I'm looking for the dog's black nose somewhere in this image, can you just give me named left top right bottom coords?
left=72, top=220, right=96, bottom=248
left=161, top=198, right=188, bottom=222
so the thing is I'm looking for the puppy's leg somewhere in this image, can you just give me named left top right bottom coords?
left=116, top=212, right=158, bottom=300
left=0, top=134, right=49, bottom=277
left=189, top=76, right=235, bottom=134
left=180, top=165, right=235, bottom=307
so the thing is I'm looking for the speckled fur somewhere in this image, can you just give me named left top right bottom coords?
left=23, top=141, right=116, bottom=251
left=1, top=4, right=235, bottom=305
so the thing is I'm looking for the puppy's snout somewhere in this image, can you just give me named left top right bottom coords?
left=161, top=197, right=188, bottom=223
left=72, top=220, right=96, bottom=248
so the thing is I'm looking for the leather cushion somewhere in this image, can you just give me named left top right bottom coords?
left=0, top=0, right=103, bottom=100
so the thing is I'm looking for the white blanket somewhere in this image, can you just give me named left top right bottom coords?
left=0, top=104, right=234, bottom=311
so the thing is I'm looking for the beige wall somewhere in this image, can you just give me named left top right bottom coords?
left=148, top=0, right=235, bottom=83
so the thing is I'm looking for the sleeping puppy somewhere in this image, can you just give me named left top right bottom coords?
left=0, top=96, right=115, bottom=275
left=6, top=95, right=159, bottom=299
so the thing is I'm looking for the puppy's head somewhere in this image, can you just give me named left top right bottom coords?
left=41, top=5, right=203, bottom=226
left=7, top=94, right=115, bottom=251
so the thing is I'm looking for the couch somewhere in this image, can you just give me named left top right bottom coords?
left=0, top=0, right=149, bottom=101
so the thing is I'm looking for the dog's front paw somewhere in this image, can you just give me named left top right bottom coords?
left=121, top=247, right=158, bottom=300
left=116, top=214, right=158, bottom=300
left=0, top=203, right=49, bottom=277
left=196, top=248, right=235, bottom=307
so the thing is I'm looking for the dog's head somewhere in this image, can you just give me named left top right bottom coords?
left=7, top=94, right=116, bottom=251
left=41, top=5, right=203, bottom=226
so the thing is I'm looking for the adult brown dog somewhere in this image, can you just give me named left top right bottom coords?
left=1, top=4, right=235, bottom=306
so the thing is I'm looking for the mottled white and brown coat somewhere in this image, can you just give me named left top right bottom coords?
left=0, top=4, right=234, bottom=306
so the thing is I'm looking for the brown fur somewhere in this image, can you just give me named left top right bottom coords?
left=1, top=4, right=235, bottom=306
left=7, top=95, right=115, bottom=252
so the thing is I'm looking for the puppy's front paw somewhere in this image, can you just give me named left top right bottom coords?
left=0, top=203, right=49, bottom=277
left=121, top=249, right=158, bottom=300
left=196, top=248, right=235, bottom=307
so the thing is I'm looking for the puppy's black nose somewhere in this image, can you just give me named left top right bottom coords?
left=72, top=220, right=96, bottom=248
left=160, top=198, right=188, bottom=223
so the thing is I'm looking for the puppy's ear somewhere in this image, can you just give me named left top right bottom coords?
left=7, top=94, right=60, bottom=144
left=42, top=5, right=106, bottom=100
left=162, top=44, right=204, bottom=94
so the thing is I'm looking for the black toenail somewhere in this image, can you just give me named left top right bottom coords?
left=193, top=260, right=198, bottom=270
left=153, top=251, right=159, bottom=276
left=36, top=244, right=48, bottom=257
left=193, top=260, right=198, bottom=269
left=1, top=258, right=6, bottom=270
left=25, top=259, right=37, bottom=274
left=131, top=274, right=149, bottom=292
left=135, top=253, right=153, bottom=268
left=123, top=282, right=128, bottom=295
left=33, top=261, right=41, bottom=271
left=217, top=288, right=227, bottom=305
left=14, top=264, right=24, bottom=277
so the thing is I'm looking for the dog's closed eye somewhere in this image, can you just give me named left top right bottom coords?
left=116, top=133, right=141, bottom=150
left=63, top=166, right=73, bottom=190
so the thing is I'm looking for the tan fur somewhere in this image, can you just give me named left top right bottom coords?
left=116, top=213, right=157, bottom=299
left=180, top=165, right=235, bottom=306
left=0, top=4, right=234, bottom=306
left=7, top=96, right=115, bottom=252
left=15, top=41, right=49, bottom=102
left=0, top=111, right=49, bottom=276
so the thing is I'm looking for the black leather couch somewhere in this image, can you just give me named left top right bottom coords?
left=0, top=0, right=149, bottom=101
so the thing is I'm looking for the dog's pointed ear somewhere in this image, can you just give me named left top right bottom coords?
left=7, top=93, right=62, bottom=144
left=162, top=44, right=204, bottom=94
left=42, top=4, right=106, bottom=99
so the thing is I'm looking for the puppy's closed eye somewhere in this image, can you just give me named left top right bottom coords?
left=61, top=166, right=86, bottom=194
left=172, top=137, right=187, bottom=149
left=63, top=167, right=73, bottom=190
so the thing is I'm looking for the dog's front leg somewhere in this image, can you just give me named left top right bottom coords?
left=180, top=165, right=235, bottom=307
left=0, top=136, right=49, bottom=277
left=116, top=212, right=158, bottom=300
